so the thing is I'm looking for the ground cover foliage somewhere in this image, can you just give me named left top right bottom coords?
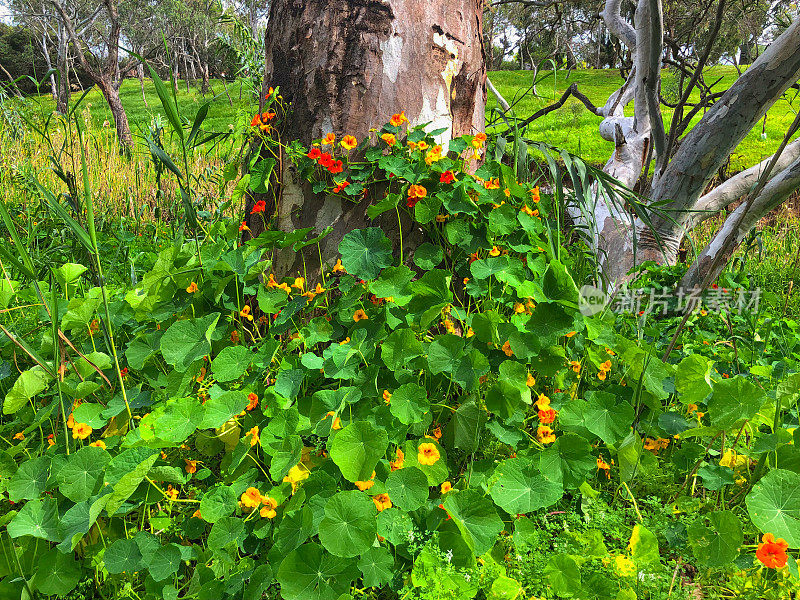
left=2, top=81, right=800, bottom=600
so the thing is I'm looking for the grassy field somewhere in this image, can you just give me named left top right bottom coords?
left=27, top=77, right=256, bottom=138
left=24, top=68, right=797, bottom=173
left=488, top=66, right=799, bottom=171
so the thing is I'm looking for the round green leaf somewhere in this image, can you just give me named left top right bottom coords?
left=7, top=497, right=59, bottom=541
left=489, top=457, right=563, bottom=514
left=31, top=548, right=81, bottom=596
left=389, top=383, right=430, bottom=425
left=338, top=227, right=393, bottom=281
left=442, top=489, right=504, bottom=556
left=413, top=243, right=443, bottom=270
left=357, top=546, right=394, bottom=587
left=104, top=538, right=143, bottom=574
left=54, top=446, right=110, bottom=502
left=3, top=365, right=49, bottom=415
left=746, top=469, right=800, bottom=546
left=688, top=510, right=743, bottom=568
left=147, top=543, right=182, bottom=581
left=212, top=345, right=252, bottom=382
left=329, top=421, right=388, bottom=482
left=277, top=543, right=357, bottom=600
left=318, top=491, right=376, bottom=557
left=200, top=485, right=237, bottom=523
left=160, top=313, right=220, bottom=372
left=385, top=467, right=429, bottom=511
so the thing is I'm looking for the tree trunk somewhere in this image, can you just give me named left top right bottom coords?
left=56, top=30, right=70, bottom=114
left=99, top=80, right=134, bottom=148
left=138, top=63, right=149, bottom=108
left=251, top=0, right=486, bottom=280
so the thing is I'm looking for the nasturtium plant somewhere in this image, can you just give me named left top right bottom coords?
left=2, top=105, right=799, bottom=600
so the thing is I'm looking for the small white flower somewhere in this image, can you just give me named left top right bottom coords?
left=445, top=549, right=453, bottom=563
left=464, top=573, right=471, bottom=582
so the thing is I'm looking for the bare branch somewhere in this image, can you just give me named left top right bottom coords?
left=514, top=82, right=601, bottom=129
left=601, top=0, right=637, bottom=49
left=689, top=138, right=800, bottom=228
left=486, top=77, right=510, bottom=112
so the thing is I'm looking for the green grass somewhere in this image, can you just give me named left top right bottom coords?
left=488, top=66, right=799, bottom=171
left=28, top=77, right=256, bottom=138
left=28, top=68, right=796, bottom=172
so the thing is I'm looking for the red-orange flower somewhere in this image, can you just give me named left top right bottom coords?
left=756, top=533, right=789, bottom=568
left=538, top=407, right=557, bottom=424
left=407, top=184, right=427, bottom=208
left=319, top=153, right=334, bottom=168
left=321, top=133, right=336, bottom=145
left=389, top=111, right=408, bottom=127
left=328, top=159, right=344, bottom=174
left=307, top=147, right=322, bottom=160
left=251, top=200, right=266, bottom=214
left=246, top=393, right=259, bottom=411
left=440, top=170, right=455, bottom=184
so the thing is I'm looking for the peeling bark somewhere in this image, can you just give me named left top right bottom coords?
left=251, top=0, right=486, bottom=279
left=584, top=1, right=800, bottom=287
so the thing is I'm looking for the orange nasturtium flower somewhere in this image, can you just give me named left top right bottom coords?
left=501, top=341, right=514, bottom=357
left=184, top=459, right=199, bottom=474
left=391, top=448, right=405, bottom=471
left=72, top=423, right=92, bottom=440
left=332, top=416, right=342, bottom=430
left=321, top=133, right=336, bottom=145
left=373, top=493, right=393, bottom=512
left=530, top=186, right=541, bottom=203
left=292, top=277, right=305, bottom=291
left=484, top=177, right=500, bottom=190
left=383, top=390, right=392, bottom=405
left=569, top=360, right=581, bottom=374
left=597, top=455, right=611, bottom=476
left=538, top=407, right=557, bottom=424
left=355, top=471, right=376, bottom=491
left=537, top=425, right=556, bottom=445
left=240, top=305, right=253, bottom=321
left=418, top=442, right=440, bottom=465
left=381, top=133, right=396, bottom=146
left=165, top=485, right=179, bottom=501
left=332, top=259, right=346, bottom=273
left=756, top=533, right=789, bottom=569
left=246, top=393, right=259, bottom=411
left=489, top=246, right=501, bottom=257
left=472, top=132, right=487, bottom=148
left=260, top=497, right=278, bottom=519
left=241, top=487, right=263, bottom=509
left=340, top=135, right=358, bottom=150
left=353, top=309, right=369, bottom=322
left=389, top=111, right=408, bottom=127
left=186, top=281, right=198, bottom=293
left=440, top=481, right=452, bottom=494
left=247, top=426, right=260, bottom=447
left=192, top=509, right=202, bottom=519
left=13, top=432, right=24, bottom=441
left=521, top=204, right=536, bottom=217
left=536, top=393, right=550, bottom=409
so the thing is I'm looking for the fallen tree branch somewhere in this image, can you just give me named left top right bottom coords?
left=514, top=82, right=601, bottom=129
left=486, top=77, right=510, bottom=112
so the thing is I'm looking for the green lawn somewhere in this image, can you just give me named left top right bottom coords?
left=27, top=68, right=797, bottom=171
left=488, top=66, right=798, bottom=171
left=27, top=77, right=256, bottom=139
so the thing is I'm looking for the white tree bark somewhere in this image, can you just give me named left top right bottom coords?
left=584, top=0, right=800, bottom=287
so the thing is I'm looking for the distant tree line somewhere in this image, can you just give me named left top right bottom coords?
left=1, top=0, right=269, bottom=148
